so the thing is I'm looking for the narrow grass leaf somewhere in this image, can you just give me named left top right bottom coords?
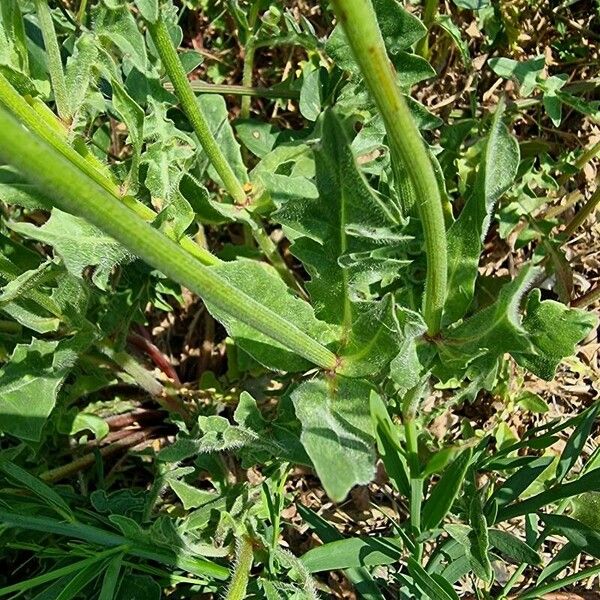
left=408, top=557, right=460, bottom=600
left=555, top=402, right=600, bottom=483
left=488, top=529, right=541, bottom=565
left=0, top=459, right=73, bottom=520
left=495, top=468, right=600, bottom=523
left=540, top=514, right=600, bottom=560
left=422, top=447, right=473, bottom=530
left=301, top=537, right=402, bottom=572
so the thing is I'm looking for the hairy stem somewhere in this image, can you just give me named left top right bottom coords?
left=35, top=0, right=70, bottom=121
left=225, top=536, right=254, bottom=600
left=0, top=72, right=219, bottom=267
left=330, top=0, right=448, bottom=334
left=240, top=0, right=262, bottom=118
left=148, top=18, right=301, bottom=290
left=0, top=107, right=338, bottom=371
left=148, top=17, right=247, bottom=204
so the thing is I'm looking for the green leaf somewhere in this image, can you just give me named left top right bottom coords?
left=370, top=392, right=410, bottom=497
left=326, top=0, right=426, bottom=72
left=206, top=259, right=337, bottom=373
left=439, top=265, right=539, bottom=379
left=516, top=391, right=549, bottom=414
left=537, top=542, right=579, bottom=584
left=141, top=97, right=195, bottom=201
left=297, top=505, right=385, bottom=599
left=116, top=575, right=161, bottom=600
left=0, top=339, right=72, bottom=441
left=64, top=33, right=99, bottom=118
left=488, top=529, right=541, bottom=565
left=292, top=376, right=377, bottom=502
left=169, top=478, right=217, bottom=510
left=96, top=6, right=148, bottom=73
left=0, top=459, right=73, bottom=520
left=235, top=120, right=280, bottom=159
left=408, top=557, right=460, bottom=600
left=435, top=14, right=470, bottom=67
left=468, top=491, right=493, bottom=582
left=133, top=0, right=159, bottom=23
left=276, top=110, right=405, bottom=328
left=0, top=166, right=52, bottom=210
left=10, top=209, right=133, bottom=291
left=445, top=100, right=520, bottom=323
left=555, top=403, right=600, bottom=483
left=99, top=554, right=123, bottom=600
left=512, top=289, right=597, bottom=380
left=339, top=296, right=405, bottom=377
left=0, top=0, right=28, bottom=72
left=488, top=56, right=545, bottom=96
left=111, top=78, right=144, bottom=189
left=488, top=456, right=555, bottom=509
left=421, top=447, right=473, bottom=530
left=299, top=67, right=324, bottom=121
left=495, top=468, right=600, bottom=523
left=451, top=0, right=490, bottom=8
left=301, top=536, right=402, bottom=572
left=571, top=492, right=600, bottom=531
left=195, top=94, right=249, bottom=188
left=541, top=514, right=600, bottom=560
left=55, top=558, right=107, bottom=600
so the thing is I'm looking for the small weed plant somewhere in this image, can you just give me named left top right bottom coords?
left=0, top=0, right=598, bottom=598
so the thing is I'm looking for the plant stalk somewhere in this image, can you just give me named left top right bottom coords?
left=561, top=185, right=600, bottom=239
left=572, top=282, right=600, bottom=309
left=415, top=0, right=439, bottom=59
left=225, top=536, right=254, bottom=600
left=35, top=0, right=70, bottom=121
left=0, top=107, right=338, bottom=372
left=167, top=81, right=300, bottom=100
left=241, top=43, right=256, bottom=119
left=403, top=387, right=423, bottom=560
left=0, top=72, right=219, bottom=267
left=330, top=0, right=447, bottom=334
left=148, top=17, right=301, bottom=290
left=148, top=17, right=247, bottom=204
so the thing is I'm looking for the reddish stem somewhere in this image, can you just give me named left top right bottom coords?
left=127, top=331, right=181, bottom=386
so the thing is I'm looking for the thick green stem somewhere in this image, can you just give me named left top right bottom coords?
left=148, top=17, right=247, bottom=204
left=0, top=72, right=218, bottom=267
left=35, top=0, right=70, bottom=121
left=330, top=0, right=447, bottom=334
left=0, top=107, right=337, bottom=371
left=225, top=536, right=254, bottom=600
